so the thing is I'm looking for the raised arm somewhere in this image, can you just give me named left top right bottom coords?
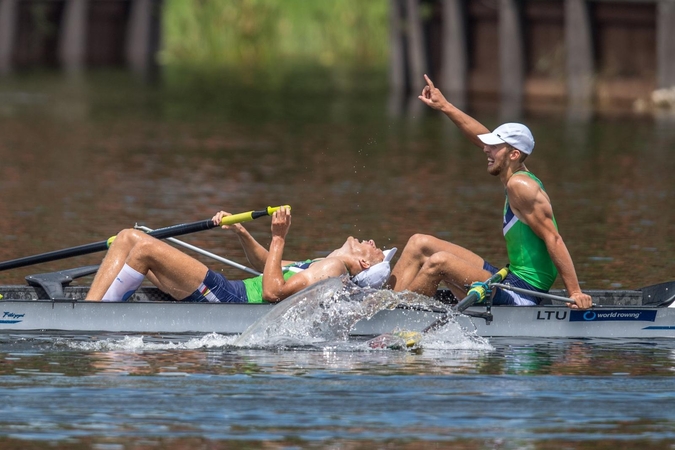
left=260, top=207, right=349, bottom=302
left=506, top=177, right=593, bottom=309
left=418, top=74, right=490, bottom=149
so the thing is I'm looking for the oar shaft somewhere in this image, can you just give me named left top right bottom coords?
left=0, top=241, right=110, bottom=271
left=135, top=225, right=261, bottom=276
left=0, top=206, right=288, bottom=272
left=490, top=283, right=575, bottom=304
left=0, top=220, right=215, bottom=272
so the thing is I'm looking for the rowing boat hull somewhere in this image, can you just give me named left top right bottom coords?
left=1, top=280, right=675, bottom=338
left=0, top=299, right=443, bottom=335
left=459, top=305, right=675, bottom=338
left=2, top=300, right=675, bottom=338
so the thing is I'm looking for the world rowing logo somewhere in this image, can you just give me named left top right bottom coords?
left=583, top=311, right=597, bottom=321
left=569, top=310, right=657, bottom=322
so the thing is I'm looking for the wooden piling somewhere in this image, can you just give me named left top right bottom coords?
left=389, top=0, right=406, bottom=93
left=0, top=0, right=17, bottom=75
left=565, top=0, right=594, bottom=106
left=406, top=0, right=429, bottom=94
left=657, top=0, right=675, bottom=89
left=500, top=0, right=525, bottom=116
left=59, top=0, right=89, bottom=75
left=440, top=0, right=468, bottom=108
left=126, top=0, right=155, bottom=78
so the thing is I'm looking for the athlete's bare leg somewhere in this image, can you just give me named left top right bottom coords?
left=86, top=229, right=208, bottom=301
left=389, top=233, right=491, bottom=297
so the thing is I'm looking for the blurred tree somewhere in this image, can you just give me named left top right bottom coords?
left=161, top=0, right=389, bottom=85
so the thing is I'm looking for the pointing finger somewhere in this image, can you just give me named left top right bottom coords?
left=424, top=74, right=434, bottom=89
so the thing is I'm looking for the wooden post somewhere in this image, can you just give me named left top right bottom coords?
left=499, top=0, right=524, bottom=117
left=565, top=0, right=594, bottom=106
left=389, top=0, right=406, bottom=93
left=0, top=0, right=17, bottom=75
left=440, top=0, right=468, bottom=109
left=406, top=0, right=428, bottom=94
left=126, top=0, right=161, bottom=79
left=657, top=0, right=675, bottom=88
left=59, top=0, right=89, bottom=75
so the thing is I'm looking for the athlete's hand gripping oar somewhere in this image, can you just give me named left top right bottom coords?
left=422, top=267, right=509, bottom=333
left=367, top=267, right=509, bottom=349
left=489, top=283, right=596, bottom=307
left=0, top=206, right=290, bottom=272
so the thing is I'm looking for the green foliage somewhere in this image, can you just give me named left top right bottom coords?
left=161, top=0, right=389, bottom=80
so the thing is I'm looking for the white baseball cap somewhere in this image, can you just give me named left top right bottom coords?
left=352, top=247, right=397, bottom=289
left=477, top=123, right=535, bottom=154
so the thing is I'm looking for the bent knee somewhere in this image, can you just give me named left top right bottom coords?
left=110, top=228, right=147, bottom=248
left=424, top=252, right=454, bottom=274
left=407, top=233, right=436, bottom=251
left=425, top=252, right=452, bottom=270
left=128, top=236, right=159, bottom=259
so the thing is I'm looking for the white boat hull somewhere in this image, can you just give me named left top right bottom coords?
left=2, top=300, right=675, bottom=338
left=0, top=300, right=443, bottom=336
left=1, top=276, right=675, bottom=338
left=459, top=305, right=675, bottom=338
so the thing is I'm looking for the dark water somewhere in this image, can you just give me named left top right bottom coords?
left=0, top=72, right=674, bottom=448
left=2, top=333, right=675, bottom=448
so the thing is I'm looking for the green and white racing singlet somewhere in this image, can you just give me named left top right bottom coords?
left=241, top=259, right=313, bottom=303
left=503, top=172, right=558, bottom=291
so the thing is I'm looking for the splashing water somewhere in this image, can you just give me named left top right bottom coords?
left=234, top=278, right=404, bottom=347
left=61, top=332, right=237, bottom=352
left=233, top=278, right=492, bottom=351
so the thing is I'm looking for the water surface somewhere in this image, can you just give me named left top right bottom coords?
left=0, top=72, right=674, bottom=448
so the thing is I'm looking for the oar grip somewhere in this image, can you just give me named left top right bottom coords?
left=220, top=211, right=255, bottom=226
left=266, top=205, right=290, bottom=215
left=455, top=266, right=510, bottom=313
left=219, top=205, right=291, bottom=226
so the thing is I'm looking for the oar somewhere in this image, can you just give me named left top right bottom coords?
left=368, top=267, right=509, bottom=349
left=490, top=283, right=595, bottom=307
left=134, top=224, right=261, bottom=276
left=423, top=267, right=510, bottom=333
left=0, top=206, right=289, bottom=272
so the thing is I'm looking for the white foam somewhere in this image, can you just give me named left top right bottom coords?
left=62, top=332, right=236, bottom=352
left=235, top=283, right=493, bottom=351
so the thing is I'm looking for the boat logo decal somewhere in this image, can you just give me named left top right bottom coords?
left=569, top=309, right=657, bottom=322
left=536, top=310, right=569, bottom=321
left=1, top=311, right=25, bottom=324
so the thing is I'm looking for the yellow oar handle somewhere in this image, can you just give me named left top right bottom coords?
left=219, top=205, right=291, bottom=226
left=106, top=206, right=291, bottom=249
left=466, top=266, right=510, bottom=301
left=495, top=266, right=509, bottom=282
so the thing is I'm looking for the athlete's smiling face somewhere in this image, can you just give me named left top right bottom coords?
left=483, top=143, right=513, bottom=176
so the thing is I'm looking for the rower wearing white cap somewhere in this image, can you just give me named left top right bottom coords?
left=388, top=74, right=592, bottom=310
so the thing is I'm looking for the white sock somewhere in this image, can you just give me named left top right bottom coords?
left=101, top=264, right=145, bottom=302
